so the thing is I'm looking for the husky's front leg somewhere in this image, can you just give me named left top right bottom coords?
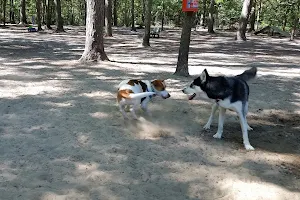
left=203, top=103, right=219, bottom=130
left=237, top=111, right=255, bottom=151
left=213, top=107, right=226, bottom=139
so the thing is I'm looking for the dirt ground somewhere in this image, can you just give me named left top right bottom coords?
left=0, top=25, right=299, bottom=200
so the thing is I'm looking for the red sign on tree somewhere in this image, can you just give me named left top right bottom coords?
left=182, top=0, right=199, bottom=12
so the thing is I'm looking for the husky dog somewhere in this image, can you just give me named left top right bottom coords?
left=182, top=67, right=257, bottom=150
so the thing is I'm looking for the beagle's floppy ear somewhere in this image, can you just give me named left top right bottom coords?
left=200, top=69, right=208, bottom=83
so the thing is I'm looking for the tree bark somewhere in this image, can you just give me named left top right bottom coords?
left=36, top=0, right=42, bottom=30
left=236, top=0, right=253, bottom=41
left=141, top=0, right=145, bottom=23
left=174, top=12, right=195, bottom=77
left=80, top=0, right=109, bottom=62
left=142, top=0, right=152, bottom=46
left=46, top=0, right=52, bottom=29
left=54, top=0, right=64, bottom=32
left=255, top=0, right=261, bottom=30
left=290, top=5, right=299, bottom=41
left=207, top=0, right=215, bottom=33
left=19, top=0, right=27, bottom=24
left=113, top=0, right=117, bottom=26
left=161, top=0, right=164, bottom=31
left=9, top=0, right=15, bottom=23
left=130, top=0, right=136, bottom=31
left=3, top=0, right=7, bottom=26
left=105, top=0, right=113, bottom=36
left=201, top=0, right=207, bottom=27
left=248, top=0, right=256, bottom=32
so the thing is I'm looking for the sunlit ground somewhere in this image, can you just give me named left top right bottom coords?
left=0, top=25, right=299, bottom=200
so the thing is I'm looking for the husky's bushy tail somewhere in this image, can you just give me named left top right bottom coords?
left=235, top=67, right=257, bottom=82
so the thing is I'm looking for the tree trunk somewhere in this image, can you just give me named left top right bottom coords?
left=290, top=5, right=299, bottom=41
left=113, top=0, right=117, bottom=26
left=9, top=0, right=15, bottom=23
left=174, top=12, right=195, bottom=77
left=80, top=0, right=109, bottom=62
left=3, top=0, right=7, bottom=26
left=255, top=0, right=261, bottom=30
left=105, top=0, right=113, bottom=35
left=282, top=12, right=288, bottom=31
left=142, top=0, right=152, bottom=47
left=46, top=0, right=52, bottom=29
left=130, top=0, right=136, bottom=31
left=201, top=0, right=207, bottom=27
left=122, top=0, right=129, bottom=26
left=248, top=0, right=256, bottom=32
left=207, top=0, right=215, bottom=33
left=70, top=0, right=74, bottom=25
left=236, top=0, right=253, bottom=41
left=19, top=0, right=27, bottom=24
left=42, top=0, right=46, bottom=24
left=161, top=0, right=164, bottom=31
left=54, top=0, right=64, bottom=32
left=36, top=0, right=42, bottom=30
left=141, top=0, right=145, bottom=23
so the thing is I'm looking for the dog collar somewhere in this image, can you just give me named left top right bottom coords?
left=147, top=86, right=156, bottom=99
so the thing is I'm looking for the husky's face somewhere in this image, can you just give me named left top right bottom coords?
left=182, top=69, right=209, bottom=100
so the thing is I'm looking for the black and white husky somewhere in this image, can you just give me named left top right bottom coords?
left=182, top=67, right=257, bottom=150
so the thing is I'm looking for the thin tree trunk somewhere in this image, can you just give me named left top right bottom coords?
left=290, top=5, right=299, bottom=41
left=84, top=2, right=86, bottom=25
left=130, top=0, right=136, bottom=31
left=70, top=0, right=74, bottom=25
left=105, top=0, right=113, bottom=35
left=36, top=0, right=42, bottom=30
left=282, top=12, right=288, bottom=31
left=142, top=0, right=152, bottom=46
left=54, top=0, right=64, bottom=31
left=141, top=0, right=145, bottom=23
left=248, top=0, right=256, bottom=32
left=161, top=0, right=164, bottom=31
left=255, top=0, right=261, bottom=30
left=46, top=0, right=52, bottom=29
left=174, top=12, right=195, bottom=77
left=113, top=0, right=117, bottom=26
left=122, top=0, right=129, bottom=26
left=236, top=0, right=253, bottom=41
left=42, top=0, right=46, bottom=24
left=207, top=0, right=215, bottom=33
left=19, top=0, right=27, bottom=24
left=3, top=0, right=7, bottom=26
left=201, top=0, right=207, bottom=27
left=80, top=0, right=109, bottom=62
left=10, top=0, right=15, bottom=23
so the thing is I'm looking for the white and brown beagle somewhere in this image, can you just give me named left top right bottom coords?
left=117, top=79, right=170, bottom=119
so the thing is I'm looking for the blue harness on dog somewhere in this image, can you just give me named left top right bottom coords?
left=147, top=86, right=156, bottom=99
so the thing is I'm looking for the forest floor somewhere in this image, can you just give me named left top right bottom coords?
left=0, top=25, right=300, bottom=200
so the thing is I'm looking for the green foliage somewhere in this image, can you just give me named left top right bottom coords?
left=1, top=0, right=299, bottom=31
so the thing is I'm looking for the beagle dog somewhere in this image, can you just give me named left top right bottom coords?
left=117, top=79, right=170, bottom=119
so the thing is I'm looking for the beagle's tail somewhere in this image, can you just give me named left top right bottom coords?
left=129, top=92, right=156, bottom=99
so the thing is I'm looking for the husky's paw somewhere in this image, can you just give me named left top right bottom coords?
left=247, top=125, right=253, bottom=131
left=203, top=123, right=211, bottom=130
left=213, top=133, right=222, bottom=139
left=244, top=144, right=255, bottom=151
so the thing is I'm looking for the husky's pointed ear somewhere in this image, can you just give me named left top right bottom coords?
left=200, top=69, right=208, bottom=83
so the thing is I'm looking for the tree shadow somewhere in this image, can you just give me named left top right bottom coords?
left=0, top=25, right=300, bottom=199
